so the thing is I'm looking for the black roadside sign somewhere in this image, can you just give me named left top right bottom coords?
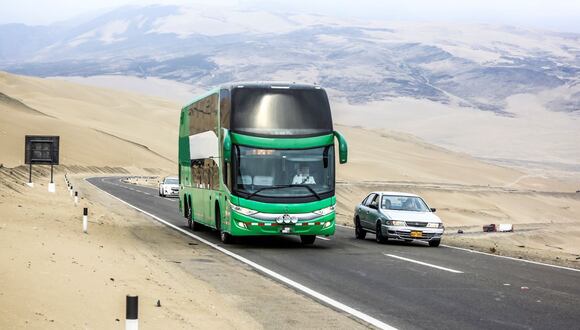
left=25, top=135, right=59, bottom=165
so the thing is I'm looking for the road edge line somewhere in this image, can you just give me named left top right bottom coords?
left=85, top=177, right=397, bottom=330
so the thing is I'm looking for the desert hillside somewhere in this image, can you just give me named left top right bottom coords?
left=0, top=71, right=567, bottom=184
left=0, top=71, right=178, bottom=171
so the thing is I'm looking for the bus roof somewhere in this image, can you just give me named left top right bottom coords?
left=220, top=81, right=322, bottom=90
left=181, top=81, right=324, bottom=110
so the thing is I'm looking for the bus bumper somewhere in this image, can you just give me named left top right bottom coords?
left=229, top=212, right=336, bottom=236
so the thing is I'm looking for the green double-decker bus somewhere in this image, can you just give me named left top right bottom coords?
left=178, top=82, right=347, bottom=244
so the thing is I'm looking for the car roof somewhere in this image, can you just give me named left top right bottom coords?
left=371, top=191, right=420, bottom=197
left=164, top=176, right=178, bottom=180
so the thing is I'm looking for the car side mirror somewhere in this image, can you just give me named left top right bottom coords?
left=334, top=130, right=348, bottom=164
left=223, top=129, right=231, bottom=163
left=431, top=208, right=437, bottom=212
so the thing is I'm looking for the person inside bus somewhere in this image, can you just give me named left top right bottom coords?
left=292, top=164, right=316, bottom=184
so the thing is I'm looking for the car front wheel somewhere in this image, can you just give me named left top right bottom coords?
left=376, top=222, right=387, bottom=244
left=429, top=239, right=441, bottom=247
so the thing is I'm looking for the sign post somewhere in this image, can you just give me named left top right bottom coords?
left=24, top=135, right=60, bottom=192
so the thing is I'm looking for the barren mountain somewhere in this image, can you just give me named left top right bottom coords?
left=1, top=5, right=579, bottom=114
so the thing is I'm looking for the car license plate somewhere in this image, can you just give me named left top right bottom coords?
left=281, top=226, right=292, bottom=234
left=410, top=231, right=423, bottom=238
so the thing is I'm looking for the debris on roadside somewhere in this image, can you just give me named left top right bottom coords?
left=498, top=224, right=513, bottom=232
left=457, top=229, right=464, bottom=234
left=483, top=224, right=496, bottom=232
left=482, top=224, right=514, bottom=232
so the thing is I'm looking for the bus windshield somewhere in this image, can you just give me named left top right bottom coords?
left=233, top=145, right=335, bottom=199
left=231, top=88, right=333, bottom=136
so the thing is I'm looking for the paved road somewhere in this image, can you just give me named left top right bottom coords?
left=88, top=177, right=580, bottom=330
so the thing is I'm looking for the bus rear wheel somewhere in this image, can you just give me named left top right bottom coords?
left=300, top=235, right=316, bottom=245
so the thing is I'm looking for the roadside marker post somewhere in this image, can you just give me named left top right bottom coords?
left=70, top=186, right=73, bottom=197
left=126, top=295, right=139, bottom=330
left=74, top=191, right=79, bottom=206
left=82, top=207, right=88, bottom=233
left=47, top=163, right=55, bottom=193
left=26, top=163, right=34, bottom=188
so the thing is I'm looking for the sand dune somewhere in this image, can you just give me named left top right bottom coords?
left=0, top=71, right=179, bottom=170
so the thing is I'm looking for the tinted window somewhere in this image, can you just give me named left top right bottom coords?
left=188, top=93, right=218, bottom=135
left=381, top=195, right=430, bottom=212
left=364, top=194, right=376, bottom=206
left=220, top=88, right=231, bottom=130
left=231, top=88, right=333, bottom=136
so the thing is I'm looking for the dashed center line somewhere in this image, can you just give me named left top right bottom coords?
left=384, top=254, right=464, bottom=274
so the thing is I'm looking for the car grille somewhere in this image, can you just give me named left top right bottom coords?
left=395, top=231, right=436, bottom=239
left=406, top=221, right=427, bottom=227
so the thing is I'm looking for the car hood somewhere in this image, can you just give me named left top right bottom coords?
left=163, top=184, right=179, bottom=188
left=380, top=209, right=441, bottom=223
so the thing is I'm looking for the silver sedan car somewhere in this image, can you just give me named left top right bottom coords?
left=353, top=191, right=444, bottom=247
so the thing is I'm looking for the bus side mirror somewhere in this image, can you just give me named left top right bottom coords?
left=223, top=129, right=232, bottom=163
left=334, top=130, right=348, bottom=164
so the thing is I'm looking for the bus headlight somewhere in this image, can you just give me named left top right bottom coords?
left=427, top=222, right=442, bottom=228
left=313, top=205, right=335, bottom=216
left=230, top=203, right=259, bottom=216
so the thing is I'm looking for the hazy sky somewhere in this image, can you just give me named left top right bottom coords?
left=1, top=0, right=579, bottom=33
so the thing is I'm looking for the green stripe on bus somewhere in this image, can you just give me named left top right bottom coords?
left=231, top=133, right=334, bottom=149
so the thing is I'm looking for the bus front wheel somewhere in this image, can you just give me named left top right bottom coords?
left=216, top=206, right=233, bottom=244
left=220, top=230, right=233, bottom=244
left=300, top=235, right=316, bottom=245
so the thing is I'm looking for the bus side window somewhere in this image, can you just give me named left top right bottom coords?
left=219, top=88, right=231, bottom=130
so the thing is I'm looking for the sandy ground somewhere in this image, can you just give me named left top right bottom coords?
left=0, top=169, right=367, bottom=329
left=443, top=223, right=580, bottom=268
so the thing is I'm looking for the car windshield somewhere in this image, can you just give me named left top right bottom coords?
left=381, top=195, right=430, bottom=212
left=165, top=178, right=179, bottom=184
left=234, top=145, right=334, bottom=199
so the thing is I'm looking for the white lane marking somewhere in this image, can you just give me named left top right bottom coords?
left=86, top=178, right=397, bottom=330
left=442, top=245, right=580, bottom=273
left=336, top=223, right=580, bottom=273
left=317, top=236, right=331, bottom=241
left=384, top=254, right=464, bottom=274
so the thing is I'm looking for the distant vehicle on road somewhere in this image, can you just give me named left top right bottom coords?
left=159, top=176, right=179, bottom=197
left=353, top=192, right=444, bottom=247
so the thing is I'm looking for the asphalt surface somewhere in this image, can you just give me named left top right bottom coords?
left=88, top=177, right=580, bottom=330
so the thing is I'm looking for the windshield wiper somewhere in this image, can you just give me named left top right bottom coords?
left=245, top=184, right=321, bottom=200
left=289, top=184, right=321, bottom=200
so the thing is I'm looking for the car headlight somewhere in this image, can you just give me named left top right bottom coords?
left=427, top=222, right=442, bottom=228
left=230, top=203, right=259, bottom=216
left=386, top=220, right=406, bottom=226
left=313, top=205, right=335, bottom=216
